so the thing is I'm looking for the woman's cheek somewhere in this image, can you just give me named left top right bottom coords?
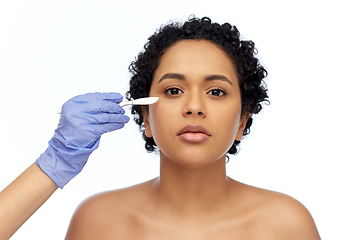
left=148, top=101, right=176, bottom=142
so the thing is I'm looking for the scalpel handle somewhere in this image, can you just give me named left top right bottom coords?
left=119, top=101, right=133, bottom=107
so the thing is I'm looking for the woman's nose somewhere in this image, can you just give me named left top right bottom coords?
left=183, top=93, right=206, bottom=118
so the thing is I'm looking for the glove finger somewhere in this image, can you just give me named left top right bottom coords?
left=106, top=113, right=130, bottom=124
left=86, top=112, right=130, bottom=124
left=84, top=100, right=125, bottom=114
left=71, top=92, right=100, bottom=102
left=100, top=92, right=124, bottom=104
left=72, top=92, right=123, bottom=103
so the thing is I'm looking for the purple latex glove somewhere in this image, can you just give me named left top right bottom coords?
left=36, top=92, right=130, bottom=188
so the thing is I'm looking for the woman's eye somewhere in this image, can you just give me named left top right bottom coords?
left=208, top=89, right=226, bottom=96
left=164, top=87, right=183, bottom=95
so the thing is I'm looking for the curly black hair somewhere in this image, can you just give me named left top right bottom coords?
left=126, top=16, right=269, bottom=156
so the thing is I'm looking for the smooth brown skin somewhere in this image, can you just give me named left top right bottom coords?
left=0, top=163, right=58, bottom=239
left=65, top=40, right=320, bottom=239
left=66, top=179, right=319, bottom=240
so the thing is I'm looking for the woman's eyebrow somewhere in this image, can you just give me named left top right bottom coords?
left=205, top=75, right=233, bottom=86
left=157, top=73, right=233, bottom=86
left=158, top=73, right=185, bottom=83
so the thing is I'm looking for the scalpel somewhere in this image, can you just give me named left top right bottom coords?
left=119, top=97, right=159, bottom=107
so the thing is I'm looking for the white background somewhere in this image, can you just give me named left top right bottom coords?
left=0, top=0, right=359, bottom=239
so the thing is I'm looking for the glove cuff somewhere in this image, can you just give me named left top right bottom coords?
left=36, top=138, right=100, bottom=188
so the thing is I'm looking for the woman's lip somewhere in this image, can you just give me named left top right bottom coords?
left=178, top=132, right=210, bottom=143
left=177, top=124, right=211, bottom=136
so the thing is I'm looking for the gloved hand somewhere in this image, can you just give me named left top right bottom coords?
left=36, top=92, right=130, bottom=188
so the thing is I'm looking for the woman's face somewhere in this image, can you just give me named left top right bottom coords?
left=143, top=40, right=248, bottom=169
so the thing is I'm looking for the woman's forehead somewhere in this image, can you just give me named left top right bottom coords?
left=154, top=39, right=238, bottom=82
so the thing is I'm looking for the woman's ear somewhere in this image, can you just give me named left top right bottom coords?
left=235, top=111, right=250, bottom=141
left=142, top=106, right=153, bottom=138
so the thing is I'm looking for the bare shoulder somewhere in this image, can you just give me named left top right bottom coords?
left=233, top=182, right=321, bottom=240
left=65, top=179, right=155, bottom=240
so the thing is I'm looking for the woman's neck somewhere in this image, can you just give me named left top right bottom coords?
left=152, top=151, right=231, bottom=217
